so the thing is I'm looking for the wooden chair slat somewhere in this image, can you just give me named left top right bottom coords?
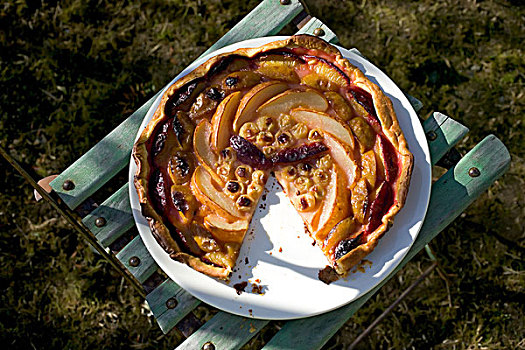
left=424, top=112, right=470, bottom=165
left=199, top=0, right=304, bottom=59
left=262, top=134, right=510, bottom=350
left=81, top=183, right=133, bottom=248
left=49, top=91, right=162, bottom=209
left=423, top=113, right=470, bottom=166
left=116, top=235, right=158, bottom=284
left=405, top=94, right=424, bottom=112
left=296, top=16, right=339, bottom=43
left=175, top=312, right=269, bottom=350
left=49, top=0, right=305, bottom=210
left=146, top=279, right=201, bottom=334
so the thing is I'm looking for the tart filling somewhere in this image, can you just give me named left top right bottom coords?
left=133, top=35, right=413, bottom=282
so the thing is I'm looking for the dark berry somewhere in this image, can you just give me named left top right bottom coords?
left=236, top=166, right=247, bottom=178
left=334, top=233, right=364, bottom=260
left=230, top=135, right=272, bottom=170
left=151, top=170, right=167, bottom=209
left=226, top=181, right=240, bottom=193
left=166, top=81, right=199, bottom=115
left=205, top=87, right=224, bottom=101
left=171, top=191, right=189, bottom=213
left=277, top=133, right=290, bottom=144
left=300, top=163, right=312, bottom=172
left=300, top=197, right=309, bottom=210
left=152, top=122, right=169, bottom=156
left=225, top=76, right=239, bottom=87
left=221, top=148, right=231, bottom=159
left=172, top=116, right=184, bottom=142
left=237, top=196, right=252, bottom=207
left=171, top=155, right=190, bottom=177
left=271, top=142, right=328, bottom=164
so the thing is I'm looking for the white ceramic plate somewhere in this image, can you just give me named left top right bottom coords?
left=129, top=36, right=432, bottom=320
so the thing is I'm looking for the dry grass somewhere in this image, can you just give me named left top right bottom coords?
left=1, top=0, right=523, bottom=349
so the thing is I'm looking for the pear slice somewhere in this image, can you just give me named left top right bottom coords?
left=210, top=91, right=242, bottom=152
left=315, top=164, right=350, bottom=241
left=322, top=132, right=357, bottom=188
left=290, top=108, right=355, bottom=150
left=193, top=120, right=222, bottom=185
left=232, top=81, right=287, bottom=132
left=257, top=90, right=328, bottom=117
left=191, top=166, right=246, bottom=220
left=204, top=214, right=249, bottom=232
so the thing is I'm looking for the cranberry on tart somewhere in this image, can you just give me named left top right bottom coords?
left=132, top=35, right=413, bottom=283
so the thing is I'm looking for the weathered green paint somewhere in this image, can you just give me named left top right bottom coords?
left=405, top=94, right=424, bottom=112
left=116, top=235, right=158, bottom=284
left=146, top=279, right=201, bottom=334
left=262, top=135, right=510, bottom=350
left=199, top=0, right=304, bottom=59
left=50, top=91, right=161, bottom=209
left=50, top=0, right=305, bottom=210
left=296, top=17, right=339, bottom=44
left=423, top=112, right=470, bottom=165
left=175, top=312, right=269, bottom=350
left=82, top=183, right=133, bottom=248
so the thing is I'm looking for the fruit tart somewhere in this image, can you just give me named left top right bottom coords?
left=132, top=35, right=413, bottom=283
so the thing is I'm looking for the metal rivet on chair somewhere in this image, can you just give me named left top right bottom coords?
left=62, top=180, right=75, bottom=191
left=129, top=256, right=141, bottom=267
left=313, top=28, right=325, bottom=36
left=165, top=297, right=178, bottom=309
left=95, top=217, right=106, bottom=227
left=426, top=130, right=437, bottom=141
left=468, top=167, right=480, bottom=177
left=280, top=0, right=291, bottom=5
left=202, top=342, right=215, bottom=350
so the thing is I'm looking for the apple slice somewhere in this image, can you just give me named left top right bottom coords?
left=322, top=132, right=357, bottom=188
left=315, top=164, right=350, bottom=241
left=210, top=91, right=242, bottom=152
left=232, top=81, right=287, bottom=132
left=290, top=108, right=355, bottom=150
left=193, top=120, right=222, bottom=185
left=191, top=166, right=247, bottom=220
left=257, top=90, right=328, bottom=117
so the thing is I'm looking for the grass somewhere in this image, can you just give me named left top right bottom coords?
left=1, top=0, right=523, bottom=349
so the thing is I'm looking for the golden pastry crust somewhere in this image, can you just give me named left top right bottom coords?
left=133, top=34, right=414, bottom=282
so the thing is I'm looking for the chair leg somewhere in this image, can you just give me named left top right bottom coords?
left=0, top=146, right=147, bottom=299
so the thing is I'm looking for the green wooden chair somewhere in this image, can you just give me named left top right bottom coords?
left=7, top=0, right=509, bottom=348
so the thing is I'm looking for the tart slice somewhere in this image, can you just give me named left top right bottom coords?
left=133, top=35, right=413, bottom=282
